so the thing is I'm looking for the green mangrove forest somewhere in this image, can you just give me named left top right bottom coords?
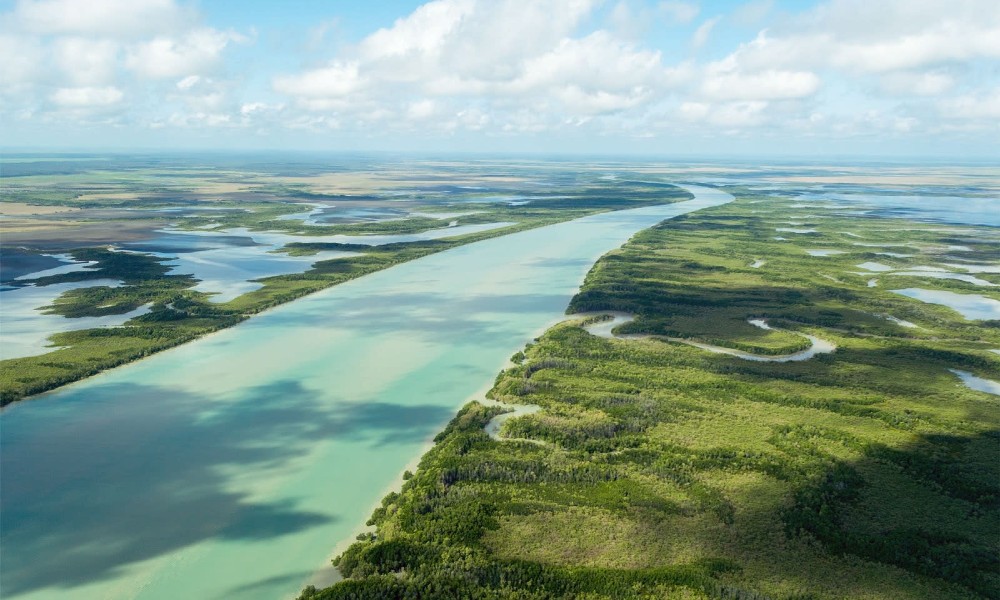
left=306, top=189, right=1000, bottom=599
left=0, top=187, right=690, bottom=404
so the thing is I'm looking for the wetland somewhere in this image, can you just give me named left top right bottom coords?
left=2, top=156, right=998, bottom=600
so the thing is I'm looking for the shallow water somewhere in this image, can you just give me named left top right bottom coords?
left=889, top=271, right=997, bottom=287
left=577, top=312, right=637, bottom=339
left=0, top=185, right=732, bottom=600
left=950, top=369, right=1000, bottom=396
left=891, top=288, right=1000, bottom=320
left=944, top=263, right=1000, bottom=274
left=143, top=245, right=359, bottom=302
left=120, top=222, right=511, bottom=302
left=857, top=261, right=894, bottom=272
left=481, top=402, right=543, bottom=440
left=13, top=255, right=100, bottom=280
left=278, top=205, right=412, bottom=225
left=170, top=221, right=513, bottom=248
left=798, top=192, right=1000, bottom=227
left=806, top=249, right=844, bottom=257
left=1, top=255, right=159, bottom=359
left=0, top=280, right=151, bottom=360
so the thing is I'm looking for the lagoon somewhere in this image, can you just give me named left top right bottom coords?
left=0, top=185, right=732, bottom=600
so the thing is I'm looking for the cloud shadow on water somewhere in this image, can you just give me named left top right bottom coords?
left=1, top=378, right=453, bottom=596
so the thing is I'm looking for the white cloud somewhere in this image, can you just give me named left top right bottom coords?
left=176, top=75, right=201, bottom=90
left=0, top=33, right=44, bottom=86
left=166, top=111, right=233, bottom=127
left=53, top=38, right=119, bottom=86
left=691, top=16, right=721, bottom=49
left=701, top=66, right=820, bottom=100
left=720, top=0, right=1000, bottom=75
left=879, top=70, right=955, bottom=96
left=359, top=0, right=475, bottom=62
left=731, top=0, right=773, bottom=26
left=610, top=2, right=652, bottom=40
left=51, top=85, right=123, bottom=107
left=939, top=88, right=1000, bottom=120
left=406, top=99, right=437, bottom=120
left=169, top=76, right=231, bottom=112
left=514, top=32, right=664, bottom=95
left=2, top=0, right=999, bottom=148
left=658, top=1, right=699, bottom=24
left=357, top=0, right=596, bottom=85
left=126, top=29, right=245, bottom=79
left=679, top=100, right=770, bottom=128
left=13, top=0, right=189, bottom=37
left=273, top=61, right=365, bottom=99
left=555, top=86, right=651, bottom=114
left=1, top=0, right=250, bottom=127
left=273, top=1, right=667, bottom=125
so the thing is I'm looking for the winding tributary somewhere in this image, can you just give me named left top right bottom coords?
left=578, top=313, right=836, bottom=362
left=0, top=185, right=733, bottom=600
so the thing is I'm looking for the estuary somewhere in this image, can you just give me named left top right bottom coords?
left=0, top=186, right=732, bottom=600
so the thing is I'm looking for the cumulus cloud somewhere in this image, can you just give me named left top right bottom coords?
left=273, top=62, right=365, bottom=99
left=2, top=0, right=998, bottom=147
left=716, top=1, right=1000, bottom=80
left=673, top=0, right=1000, bottom=140
left=0, top=33, right=44, bottom=87
left=939, top=88, right=1000, bottom=120
left=52, top=38, right=119, bottom=86
left=701, top=66, right=821, bottom=101
left=879, top=70, right=955, bottom=96
left=273, top=0, right=670, bottom=131
left=1, top=0, right=248, bottom=127
left=126, top=29, right=246, bottom=79
left=51, top=85, right=123, bottom=107
left=12, top=0, right=191, bottom=37
left=258, top=0, right=1000, bottom=140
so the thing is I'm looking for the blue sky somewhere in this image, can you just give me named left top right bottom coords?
left=2, top=0, right=998, bottom=157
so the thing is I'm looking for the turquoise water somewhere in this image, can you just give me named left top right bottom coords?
left=0, top=186, right=732, bottom=600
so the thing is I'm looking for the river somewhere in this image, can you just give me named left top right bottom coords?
left=0, top=185, right=732, bottom=600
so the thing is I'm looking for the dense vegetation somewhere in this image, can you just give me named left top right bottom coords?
left=308, top=189, right=999, bottom=599
left=0, top=183, right=690, bottom=404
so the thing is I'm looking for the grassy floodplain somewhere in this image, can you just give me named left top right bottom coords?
left=0, top=157, right=692, bottom=404
left=310, top=187, right=1000, bottom=599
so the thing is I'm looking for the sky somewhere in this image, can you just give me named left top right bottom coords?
left=1, top=0, right=999, bottom=158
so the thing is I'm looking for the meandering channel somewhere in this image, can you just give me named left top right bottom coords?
left=579, top=312, right=837, bottom=362
left=0, top=185, right=732, bottom=600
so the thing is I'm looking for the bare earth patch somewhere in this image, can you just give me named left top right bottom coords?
left=0, top=202, right=82, bottom=216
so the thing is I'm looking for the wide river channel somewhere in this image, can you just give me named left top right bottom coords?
left=0, top=185, right=732, bottom=600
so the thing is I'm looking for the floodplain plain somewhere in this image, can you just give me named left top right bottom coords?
left=1, top=156, right=998, bottom=600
